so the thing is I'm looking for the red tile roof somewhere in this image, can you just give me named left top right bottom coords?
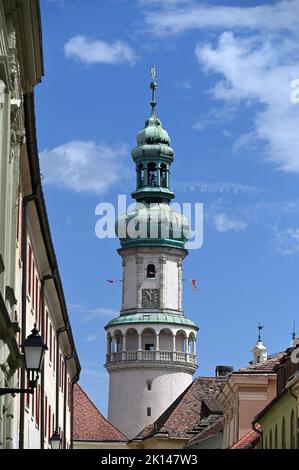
left=186, top=416, right=223, bottom=448
left=73, top=384, right=127, bottom=442
left=133, top=377, right=225, bottom=441
left=230, top=425, right=261, bottom=449
left=236, top=352, right=286, bottom=374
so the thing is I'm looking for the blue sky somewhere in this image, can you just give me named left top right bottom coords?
left=37, top=0, right=299, bottom=414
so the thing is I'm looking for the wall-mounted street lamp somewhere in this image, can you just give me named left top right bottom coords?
left=50, top=430, right=62, bottom=450
left=0, top=323, right=47, bottom=396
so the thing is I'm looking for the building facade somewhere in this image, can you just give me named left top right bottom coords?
left=0, top=0, right=80, bottom=449
left=253, top=345, right=299, bottom=449
left=105, top=73, right=198, bottom=440
left=218, top=337, right=283, bottom=449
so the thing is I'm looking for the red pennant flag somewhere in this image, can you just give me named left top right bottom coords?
left=191, top=279, right=199, bottom=290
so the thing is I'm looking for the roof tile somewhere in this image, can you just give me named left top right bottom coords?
left=73, top=384, right=127, bottom=442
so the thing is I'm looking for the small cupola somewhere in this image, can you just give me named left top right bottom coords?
left=251, top=323, right=267, bottom=364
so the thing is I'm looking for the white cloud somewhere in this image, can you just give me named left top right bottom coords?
left=141, top=0, right=299, bottom=175
left=272, top=226, right=299, bottom=255
left=69, top=304, right=118, bottom=323
left=85, top=333, right=98, bottom=342
left=174, top=180, right=260, bottom=196
left=195, top=32, right=299, bottom=173
left=40, top=140, right=129, bottom=194
left=64, top=35, right=137, bottom=65
left=211, top=212, right=247, bottom=233
left=143, top=0, right=299, bottom=36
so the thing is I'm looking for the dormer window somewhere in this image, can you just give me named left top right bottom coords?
left=147, top=264, right=156, bottom=278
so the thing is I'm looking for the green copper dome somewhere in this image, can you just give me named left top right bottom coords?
left=116, top=202, right=189, bottom=249
left=105, top=312, right=198, bottom=329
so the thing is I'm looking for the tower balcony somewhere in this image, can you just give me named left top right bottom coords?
left=105, top=349, right=197, bottom=371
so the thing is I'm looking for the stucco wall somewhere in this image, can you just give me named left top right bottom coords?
left=108, top=368, right=192, bottom=439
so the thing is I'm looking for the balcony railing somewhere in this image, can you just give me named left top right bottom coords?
left=106, top=350, right=197, bottom=366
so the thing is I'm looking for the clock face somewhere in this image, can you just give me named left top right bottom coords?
left=142, top=289, right=160, bottom=308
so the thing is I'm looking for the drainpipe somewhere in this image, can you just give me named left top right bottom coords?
left=19, top=194, right=37, bottom=450
left=40, top=274, right=54, bottom=449
left=64, top=354, right=73, bottom=449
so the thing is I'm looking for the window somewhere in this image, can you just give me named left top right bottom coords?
left=148, top=162, right=157, bottom=187
left=147, top=264, right=156, bottom=278
left=160, top=164, right=167, bottom=188
left=147, top=380, right=152, bottom=391
left=147, top=407, right=151, bottom=417
left=138, top=163, right=144, bottom=188
left=145, top=344, right=154, bottom=351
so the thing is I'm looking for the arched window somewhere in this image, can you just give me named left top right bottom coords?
left=290, top=409, right=295, bottom=449
left=148, top=162, right=157, bottom=187
left=138, top=163, right=144, bottom=187
left=282, top=416, right=286, bottom=449
left=160, top=163, right=167, bottom=188
left=275, top=424, right=278, bottom=449
left=147, top=264, right=156, bottom=278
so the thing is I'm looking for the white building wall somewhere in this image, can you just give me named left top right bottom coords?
left=165, top=260, right=179, bottom=310
left=121, top=248, right=183, bottom=313
left=108, top=368, right=193, bottom=439
left=123, top=256, right=136, bottom=310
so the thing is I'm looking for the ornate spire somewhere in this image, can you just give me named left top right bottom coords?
left=291, top=320, right=297, bottom=346
left=257, top=322, right=264, bottom=342
left=150, top=66, right=158, bottom=116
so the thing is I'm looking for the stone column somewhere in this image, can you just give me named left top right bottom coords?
left=159, top=257, right=166, bottom=309
left=172, top=334, right=176, bottom=361
left=144, top=163, right=148, bottom=186
left=156, top=332, right=160, bottom=360
left=137, top=333, right=142, bottom=360
left=156, top=163, right=161, bottom=187
left=136, top=256, right=143, bottom=309
left=177, top=259, right=183, bottom=311
left=166, top=165, right=170, bottom=188
left=122, top=333, right=126, bottom=361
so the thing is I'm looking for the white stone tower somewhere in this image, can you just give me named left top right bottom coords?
left=105, top=70, right=198, bottom=439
